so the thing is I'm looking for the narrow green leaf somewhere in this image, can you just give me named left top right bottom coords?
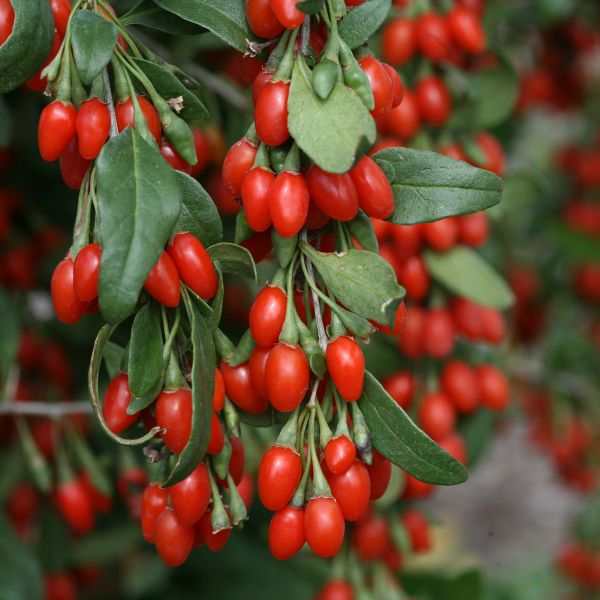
left=152, top=0, right=257, bottom=53
left=208, top=242, right=257, bottom=282
left=301, top=243, right=405, bottom=328
left=346, top=211, right=379, bottom=254
left=288, top=55, right=376, bottom=174
left=122, top=0, right=207, bottom=34
left=103, top=341, right=124, bottom=379
left=132, top=58, right=208, bottom=122
left=424, top=247, right=515, bottom=310
left=372, top=147, right=504, bottom=225
left=71, top=10, right=118, bottom=84
left=128, top=303, right=164, bottom=402
left=272, top=231, right=297, bottom=268
left=0, top=0, right=53, bottom=93
left=174, top=171, right=223, bottom=247
left=228, top=329, right=255, bottom=367
left=338, top=0, right=391, bottom=49
left=96, top=129, right=182, bottom=323
left=359, top=372, right=468, bottom=485
left=162, top=294, right=215, bottom=486
left=297, top=0, right=326, bottom=14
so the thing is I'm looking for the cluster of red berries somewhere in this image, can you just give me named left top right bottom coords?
left=51, top=231, right=217, bottom=325
left=557, top=540, right=600, bottom=592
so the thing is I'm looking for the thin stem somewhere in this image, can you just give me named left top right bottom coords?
left=301, top=15, right=311, bottom=55
left=0, top=401, right=92, bottom=416
left=103, top=68, right=119, bottom=138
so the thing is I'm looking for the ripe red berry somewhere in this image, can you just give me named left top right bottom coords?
left=265, top=343, right=309, bottom=412
left=418, top=392, right=456, bottom=441
left=141, top=483, right=169, bottom=542
left=367, top=451, right=392, bottom=499
left=44, top=572, right=77, bottom=600
left=242, top=166, right=275, bottom=232
left=213, top=368, right=225, bottom=412
left=50, top=0, right=72, bottom=38
left=246, top=0, right=284, bottom=39
left=382, top=18, right=416, bottom=66
left=268, top=506, right=305, bottom=560
left=480, top=307, right=506, bottom=344
left=440, top=360, right=479, bottom=414
left=398, top=255, right=430, bottom=301
left=447, top=6, right=485, bottom=54
left=422, top=308, right=455, bottom=358
left=306, top=166, right=359, bottom=222
left=115, top=96, right=161, bottom=143
left=415, top=75, right=452, bottom=126
left=155, top=388, right=193, bottom=453
left=38, top=101, right=77, bottom=162
left=325, top=435, right=356, bottom=475
left=51, top=258, right=89, bottom=324
left=401, top=509, right=432, bottom=553
left=167, top=233, right=218, bottom=300
left=458, top=212, right=489, bottom=247
left=349, top=156, right=395, bottom=220
left=415, top=12, right=452, bottom=61
left=384, top=64, right=404, bottom=108
left=207, top=413, right=224, bottom=455
left=325, top=459, right=371, bottom=522
left=222, top=137, right=258, bottom=196
left=383, top=371, right=415, bottom=410
left=59, top=138, right=90, bottom=190
left=74, top=243, right=101, bottom=303
left=54, top=478, right=95, bottom=534
left=359, top=55, right=393, bottom=120
left=197, top=510, right=231, bottom=552
left=268, top=170, right=310, bottom=238
left=144, top=250, right=181, bottom=307
left=76, top=98, right=111, bottom=160
left=170, top=463, right=211, bottom=527
left=258, top=446, right=302, bottom=511
left=221, top=359, right=269, bottom=414
left=0, top=0, right=15, bottom=46
left=249, top=346, right=271, bottom=401
left=473, top=132, right=505, bottom=176
left=384, top=89, right=421, bottom=139
left=249, top=285, right=287, bottom=347
left=304, top=497, right=345, bottom=558
left=154, top=507, right=195, bottom=567
left=352, top=514, right=391, bottom=561
left=315, top=580, right=355, bottom=600
left=476, top=364, right=509, bottom=411
left=269, top=0, right=304, bottom=29
left=397, top=304, right=426, bottom=358
left=255, top=80, right=290, bottom=146
left=102, top=373, right=140, bottom=434
left=160, top=141, right=192, bottom=174
left=326, top=336, right=365, bottom=402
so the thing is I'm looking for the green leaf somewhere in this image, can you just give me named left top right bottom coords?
left=71, top=9, right=118, bottom=85
left=96, top=129, right=182, bottom=324
left=0, top=514, right=43, bottom=599
left=174, top=171, right=223, bottom=247
left=458, top=408, right=496, bottom=469
left=152, top=0, right=257, bottom=53
left=549, top=221, right=600, bottom=262
left=297, top=0, right=325, bottom=14
left=338, top=0, right=391, bottom=49
left=346, top=211, right=379, bottom=254
left=301, top=243, right=405, bottom=328
left=0, top=0, right=53, bottom=93
left=445, top=569, right=484, bottom=600
left=73, top=524, right=140, bottom=566
left=128, top=303, right=164, bottom=404
left=288, top=55, right=376, bottom=174
left=228, top=329, right=255, bottom=367
left=0, top=290, right=19, bottom=380
left=272, top=231, right=297, bottom=268
left=122, top=0, right=207, bottom=34
left=359, top=372, right=468, bottom=485
left=372, top=147, right=503, bottom=225
left=103, top=341, right=124, bottom=379
left=162, top=294, right=215, bottom=486
left=208, top=242, right=257, bottom=282
left=132, top=58, right=208, bottom=122
left=424, top=246, right=515, bottom=310
left=209, top=269, right=225, bottom=331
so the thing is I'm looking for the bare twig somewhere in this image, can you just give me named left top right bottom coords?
left=0, top=401, right=93, bottom=417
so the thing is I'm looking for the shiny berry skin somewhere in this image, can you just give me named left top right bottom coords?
left=306, top=166, right=359, bottom=222
left=249, top=345, right=270, bottom=401
left=268, top=170, right=310, bottom=238
left=141, top=483, right=169, bottom=542
left=398, top=255, right=430, bottom=301
left=170, top=464, right=211, bottom=527
left=352, top=514, right=391, bottom=561
left=115, top=96, right=161, bottom=143
left=450, top=297, right=483, bottom=340
left=441, top=360, right=479, bottom=414
left=0, top=0, right=15, bottom=45
left=160, top=141, right=192, bottom=174
left=265, top=343, right=309, bottom=412
left=418, top=392, right=456, bottom=441
left=474, top=132, right=505, bottom=176
left=326, top=336, right=365, bottom=402
left=222, top=137, right=258, bottom=196
left=402, top=471, right=434, bottom=500
left=385, top=89, right=420, bottom=139
left=397, top=304, right=425, bottom=358
left=221, top=359, right=269, bottom=414
left=459, top=212, right=489, bottom=247
left=384, top=64, right=404, bottom=108
left=38, top=101, right=77, bottom=162
left=189, top=128, right=210, bottom=176
left=167, top=233, right=218, bottom=300
left=213, top=368, right=225, bottom=412
left=269, top=506, right=305, bottom=560
left=74, top=243, right=101, bottom=303
left=155, top=388, right=192, bottom=453
left=480, top=307, right=506, bottom=344
left=54, top=478, right=95, bottom=534
left=416, top=12, right=451, bottom=61
left=349, top=156, right=395, bottom=219
left=154, top=507, right=195, bottom=567
left=242, top=166, right=274, bottom=232
left=391, top=222, right=422, bottom=260
left=447, top=6, right=485, bottom=54
left=246, top=0, right=284, bottom=38
left=325, top=435, right=356, bottom=475
left=402, top=509, right=432, bottom=553
left=249, top=285, right=287, bottom=347
left=476, top=364, right=509, bottom=411
left=367, top=451, right=392, bottom=499
left=50, top=0, right=72, bottom=38
left=316, top=580, right=355, bottom=600
left=304, top=497, right=345, bottom=558
left=258, top=446, right=302, bottom=511
left=383, top=371, right=415, bottom=410
left=102, top=373, right=140, bottom=434
left=269, top=0, right=304, bottom=29
left=359, top=55, right=393, bottom=120
left=207, top=413, right=224, bottom=455
left=76, top=98, right=110, bottom=160
left=325, top=459, right=371, bottom=522
left=415, top=76, right=452, bottom=126
left=255, top=81, right=290, bottom=146
left=59, top=138, right=90, bottom=190
left=197, top=510, right=231, bottom=552
left=225, top=436, right=246, bottom=485
left=422, top=217, right=458, bottom=251
left=382, top=18, right=416, bottom=66
left=144, top=251, right=180, bottom=307
left=51, top=258, right=88, bottom=324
